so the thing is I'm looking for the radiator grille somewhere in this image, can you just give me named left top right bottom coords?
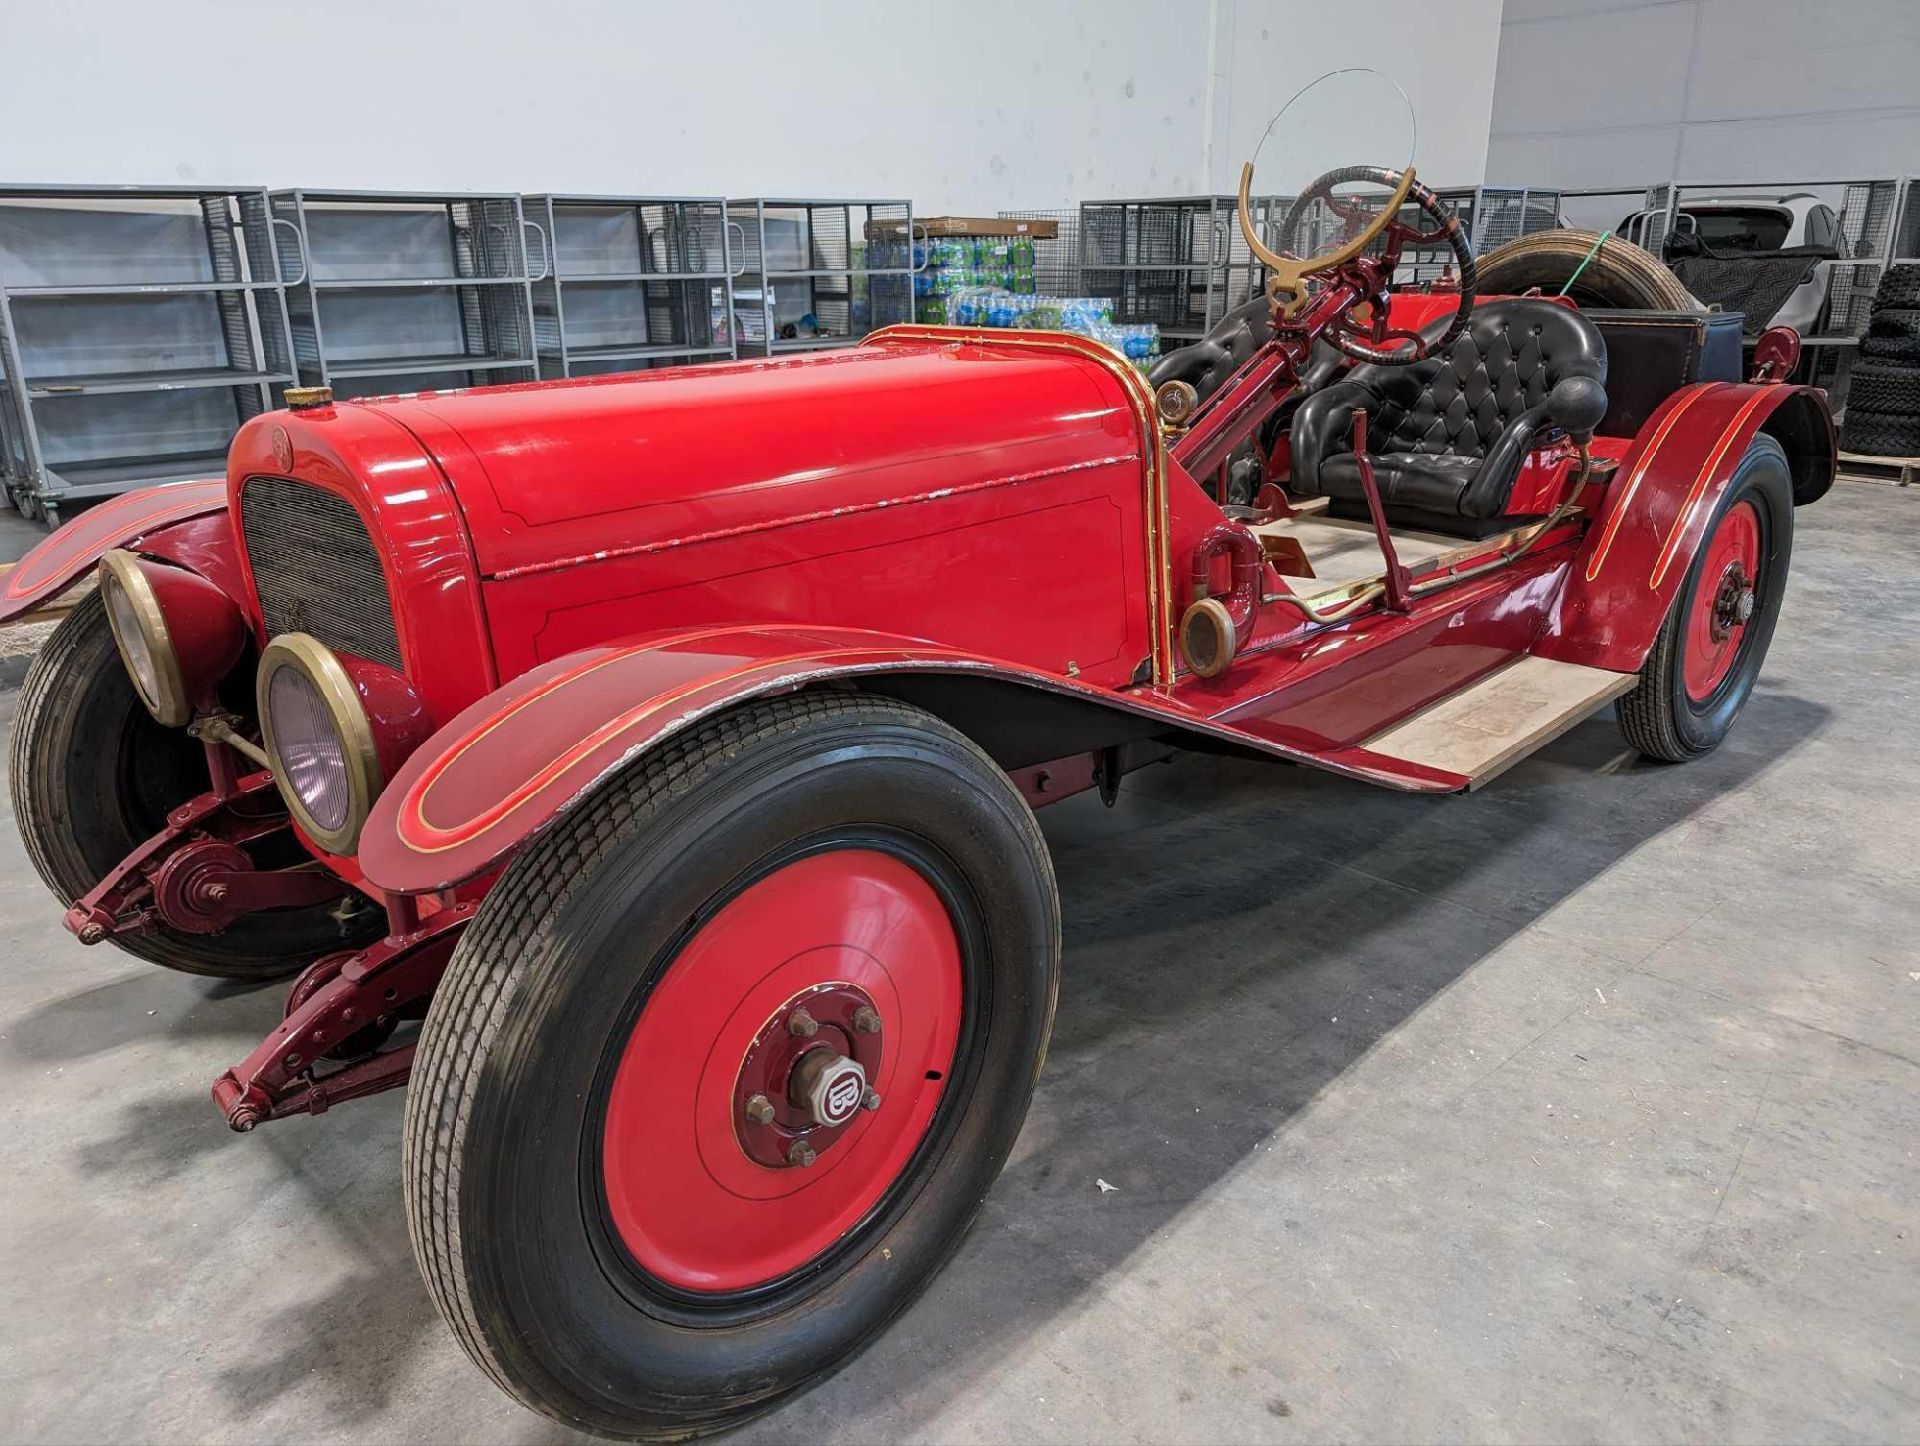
left=240, top=477, right=403, bottom=670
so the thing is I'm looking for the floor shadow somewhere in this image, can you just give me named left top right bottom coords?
left=74, top=1088, right=257, bottom=1183
left=5, top=965, right=285, bottom=1065
left=215, top=1257, right=443, bottom=1430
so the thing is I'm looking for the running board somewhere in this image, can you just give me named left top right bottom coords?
left=1359, top=656, right=1638, bottom=791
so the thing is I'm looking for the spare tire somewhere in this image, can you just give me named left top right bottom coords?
left=1476, top=230, right=1696, bottom=311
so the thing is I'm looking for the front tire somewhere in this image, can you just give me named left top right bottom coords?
left=9, top=591, right=378, bottom=977
left=403, top=693, right=1059, bottom=1440
left=1616, top=434, right=1793, bottom=762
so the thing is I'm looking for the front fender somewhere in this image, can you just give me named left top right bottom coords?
left=359, top=621, right=1460, bottom=896
left=0, top=480, right=231, bottom=623
left=1537, top=381, right=1832, bottom=673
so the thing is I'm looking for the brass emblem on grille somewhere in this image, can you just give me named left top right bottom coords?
left=271, top=426, right=293, bottom=472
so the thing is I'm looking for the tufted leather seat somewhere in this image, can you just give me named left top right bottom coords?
left=1290, top=299, right=1609, bottom=536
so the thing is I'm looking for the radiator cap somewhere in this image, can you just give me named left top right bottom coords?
left=284, top=385, right=333, bottom=412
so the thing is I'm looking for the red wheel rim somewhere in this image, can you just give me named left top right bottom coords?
left=600, top=848, right=962, bottom=1293
left=1683, top=499, right=1762, bottom=701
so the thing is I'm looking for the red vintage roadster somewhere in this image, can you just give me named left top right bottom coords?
left=2, top=94, right=1831, bottom=1438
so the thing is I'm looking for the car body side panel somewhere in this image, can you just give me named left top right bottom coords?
left=0, top=480, right=228, bottom=623
left=1536, top=380, right=1832, bottom=672
left=476, top=457, right=1150, bottom=685
left=358, top=622, right=1466, bottom=896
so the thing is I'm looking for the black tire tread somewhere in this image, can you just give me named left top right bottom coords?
left=1844, top=359, right=1920, bottom=418
left=1614, top=596, right=1693, bottom=762
left=1840, top=410, right=1920, bottom=456
left=402, top=690, right=1045, bottom=1436
left=1871, top=265, right=1920, bottom=312
left=1860, top=333, right=1920, bottom=363
left=1867, top=307, right=1920, bottom=340
left=9, top=592, right=105, bottom=907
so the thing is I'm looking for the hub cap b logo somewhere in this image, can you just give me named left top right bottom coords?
left=820, top=1064, right=864, bottom=1126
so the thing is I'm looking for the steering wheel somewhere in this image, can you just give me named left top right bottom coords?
left=1237, top=162, right=1476, bottom=366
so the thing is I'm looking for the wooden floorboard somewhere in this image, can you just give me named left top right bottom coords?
left=1363, top=655, right=1638, bottom=789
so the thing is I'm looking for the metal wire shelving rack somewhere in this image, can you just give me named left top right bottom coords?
left=1397, top=186, right=1562, bottom=284
left=525, top=196, right=735, bottom=377
left=270, top=189, right=538, bottom=399
left=997, top=208, right=1083, bottom=296
left=725, top=199, right=914, bottom=356
left=1078, top=196, right=1274, bottom=341
left=0, top=184, right=295, bottom=523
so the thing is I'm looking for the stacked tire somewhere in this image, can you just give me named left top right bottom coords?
left=1843, top=262, right=1920, bottom=457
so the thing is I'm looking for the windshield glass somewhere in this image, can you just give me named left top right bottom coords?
left=1248, top=68, right=1416, bottom=265
left=1688, top=208, right=1792, bottom=252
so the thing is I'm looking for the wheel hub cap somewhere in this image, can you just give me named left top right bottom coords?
left=1711, top=566, right=1755, bottom=641
left=598, top=848, right=963, bottom=1293
left=732, top=983, right=885, bottom=1168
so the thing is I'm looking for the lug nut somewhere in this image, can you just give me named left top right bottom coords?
left=861, top=1087, right=882, bottom=1112
left=852, top=1005, right=882, bottom=1034
left=743, top=1093, right=775, bottom=1125
left=787, top=1008, right=819, bottom=1038
left=786, top=1140, right=818, bottom=1168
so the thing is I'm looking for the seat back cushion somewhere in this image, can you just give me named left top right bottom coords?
left=1357, top=298, right=1605, bottom=459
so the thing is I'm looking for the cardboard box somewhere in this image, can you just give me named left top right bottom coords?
left=865, top=215, right=1061, bottom=241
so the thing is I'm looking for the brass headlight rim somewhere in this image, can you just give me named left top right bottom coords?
left=256, top=633, right=383, bottom=855
left=1155, top=378, right=1200, bottom=427
left=98, top=549, right=191, bottom=727
left=1179, top=597, right=1238, bottom=679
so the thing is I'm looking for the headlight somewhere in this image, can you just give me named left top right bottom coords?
left=97, top=550, right=246, bottom=728
left=257, top=634, right=385, bottom=853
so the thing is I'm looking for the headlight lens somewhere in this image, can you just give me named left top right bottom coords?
left=257, top=634, right=384, bottom=853
left=102, top=570, right=165, bottom=707
left=267, top=664, right=351, bottom=833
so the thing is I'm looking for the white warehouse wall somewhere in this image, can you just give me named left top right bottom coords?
left=1488, top=0, right=1920, bottom=189
left=0, top=0, right=1501, bottom=209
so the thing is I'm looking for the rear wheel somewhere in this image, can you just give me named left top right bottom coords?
left=9, top=591, right=377, bottom=977
left=1616, top=434, right=1793, bottom=762
left=404, top=693, right=1059, bottom=1440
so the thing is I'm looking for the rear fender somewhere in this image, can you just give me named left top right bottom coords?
left=1537, top=381, right=1831, bottom=672
left=359, top=622, right=1458, bottom=896
left=0, top=480, right=234, bottom=623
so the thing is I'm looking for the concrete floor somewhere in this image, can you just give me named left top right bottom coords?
left=2, top=483, right=1916, bottom=1445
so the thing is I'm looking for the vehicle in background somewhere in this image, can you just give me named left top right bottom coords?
left=1619, top=194, right=1848, bottom=335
